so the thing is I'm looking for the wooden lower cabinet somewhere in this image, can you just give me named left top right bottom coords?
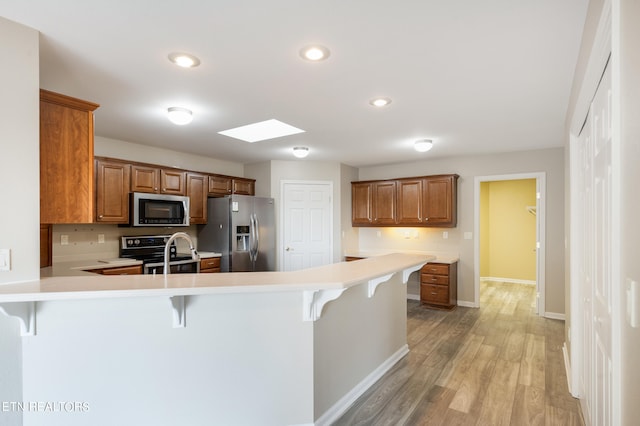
left=91, top=265, right=143, bottom=275
left=420, top=261, right=457, bottom=310
left=200, top=257, right=221, bottom=273
left=345, top=256, right=365, bottom=262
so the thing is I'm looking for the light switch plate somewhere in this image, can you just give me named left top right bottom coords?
left=464, top=232, right=473, bottom=240
left=61, top=235, right=69, bottom=245
left=0, top=249, right=11, bottom=272
left=232, top=202, right=239, bottom=212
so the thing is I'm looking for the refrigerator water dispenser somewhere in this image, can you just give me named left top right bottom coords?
left=236, top=225, right=250, bottom=251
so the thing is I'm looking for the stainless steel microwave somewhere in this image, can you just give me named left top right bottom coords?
left=131, top=192, right=190, bottom=227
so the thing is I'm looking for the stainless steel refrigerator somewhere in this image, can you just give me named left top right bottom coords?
left=198, top=195, right=276, bottom=272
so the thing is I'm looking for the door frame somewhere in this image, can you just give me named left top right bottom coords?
left=473, top=172, right=546, bottom=315
left=279, top=180, right=334, bottom=272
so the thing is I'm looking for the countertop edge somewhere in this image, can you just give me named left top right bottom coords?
left=0, top=254, right=433, bottom=303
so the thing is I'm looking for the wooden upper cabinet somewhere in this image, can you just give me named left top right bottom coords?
left=372, top=181, right=396, bottom=225
left=397, top=179, right=423, bottom=225
left=423, top=174, right=458, bottom=227
left=186, top=172, right=208, bottom=224
left=351, top=174, right=458, bottom=228
left=131, top=165, right=185, bottom=195
left=95, top=158, right=130, bottom=223
left=233, top=178, right=255, bottom=196
left=40, top=89, right=99, bottom=223
left=351, top=182, right=373, bottom=225
left=131, top=165, right=160, bottom=193
left=160, top=169, right=186, bottom=195
left=208, top=175, right=233, bottom=196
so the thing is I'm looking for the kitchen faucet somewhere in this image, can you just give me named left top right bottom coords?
left=163, top=232, right=199, bottom=275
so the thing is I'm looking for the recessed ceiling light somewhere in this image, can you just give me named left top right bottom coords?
left=168, top=52, right=201, bottom=68
left=299, top=45, right=330, bottom=61
left=414, top=139, right=433, bottom=152
left=167, top=107, right=193, bottom=125
left=292, top=147, right=309, bottom=158
left=218, top=119, right=305, bottom=143
left=369, top=97, right=392, bottom=107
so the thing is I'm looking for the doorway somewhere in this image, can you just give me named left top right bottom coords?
left=474, top=173, right=546, bottom=315
left=280, top=180, right=333, bottom=271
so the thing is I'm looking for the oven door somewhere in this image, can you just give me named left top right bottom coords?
left=144, top=259, right=200, bottom=275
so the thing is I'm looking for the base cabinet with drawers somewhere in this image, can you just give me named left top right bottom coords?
left=420, top=261, right=458, bottom=310
left=200, top=257, right=221, bottom=273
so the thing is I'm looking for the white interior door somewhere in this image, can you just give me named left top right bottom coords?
left=281, top=181, right=333, bottom=272
left=575, top=60, right=613, bottom=426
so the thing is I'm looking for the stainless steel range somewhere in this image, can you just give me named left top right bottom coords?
left=120, top=234, right=200, bottom=275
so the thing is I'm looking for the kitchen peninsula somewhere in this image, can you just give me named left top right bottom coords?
left=0, top=253, right=430, bottom=426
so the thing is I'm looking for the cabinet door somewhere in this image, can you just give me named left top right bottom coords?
left=40, top=90, right=99, bottom=223
left=95, top=159, right=131, bottom=223
left=161, top=170, right=186, bottom=195
left=397, top=179, right=423, bottom=225
left=208, top=175, right=233, bottom=196
left=423, top=175, right=458, bottom=227
left=352, top=182, right=373, bottom=225
left=131, top=165, right=160, bottom=193
left=233, top=178, right=255, bottom=195
left=186, top=172, right=208, bottom=224
left=372, top=181, right=396, bottom=225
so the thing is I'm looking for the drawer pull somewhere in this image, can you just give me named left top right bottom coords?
left=431, top=292, right=437, bottom=295
left=431, top=277, right=438, bottom=281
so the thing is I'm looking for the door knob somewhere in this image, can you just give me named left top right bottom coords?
left=286, top=247, right=294, bottom=252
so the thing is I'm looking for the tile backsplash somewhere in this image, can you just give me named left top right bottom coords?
left=52, top=224, right=200, bottom=263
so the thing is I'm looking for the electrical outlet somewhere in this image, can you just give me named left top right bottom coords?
left=464, top=232, right=473, bottom=240
left=98, top=234, right=105, bottom=244
left=443, top=231, right=448, bottom=239
left=61, top=235, right=69, bottom=245
left=0, top=249, right=10, bottom=272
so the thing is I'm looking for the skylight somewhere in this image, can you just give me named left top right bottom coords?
left=218, top=119, right=305, bottom=143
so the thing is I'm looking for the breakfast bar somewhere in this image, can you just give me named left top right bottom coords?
left=0, top=253, right=431, bottom=426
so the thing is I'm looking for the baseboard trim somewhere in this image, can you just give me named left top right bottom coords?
left=563, top=342, right=573, bottom=395
left=544, top=312, right=566, bottom=320
left=407, top=294, right=420, bottom=301
left=481, top=276, right=536, bottom=286
left=457, top=300, right=477, bottom=308
left=314, top=344, right=409, bottom=426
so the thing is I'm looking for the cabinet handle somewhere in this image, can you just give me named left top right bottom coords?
left=425, top=217, right=429, bottom=221
left=99, top=215, right=103, bottom=219
left=431, top=292, right=437, bottom=295
left=431, top=277, right=438, bottom=281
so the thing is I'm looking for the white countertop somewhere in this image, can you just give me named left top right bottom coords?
left=0, top=253, right=434, bottom=303
left=345, top=250, right=458, bottom=264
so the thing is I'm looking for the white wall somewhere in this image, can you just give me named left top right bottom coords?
left=358, top=148, right=565, bottom=314
left=0, top=17, right=40, bottom=286
left=618, top=0, right=640, bottom=422
left=0, top=15, right=39, bottom=426
left=95, top=136, right=244, bottom=176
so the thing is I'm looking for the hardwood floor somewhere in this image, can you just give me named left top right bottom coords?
left=333, top=281, right=584, bottom=425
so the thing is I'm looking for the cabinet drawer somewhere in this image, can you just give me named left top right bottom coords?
left=200, top=257, right=221, bottom=270
left=421, top=284, right=449, bottom=305
left=421, top=273, right=449, bottom=285
left=95, top=265, right=143, bottom=275
left=200, top=268, right=221, bottom=273
left=421, top=263, right=449, bottom=275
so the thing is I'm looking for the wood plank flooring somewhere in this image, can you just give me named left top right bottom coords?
left=333, top=281, right=584, bottom=425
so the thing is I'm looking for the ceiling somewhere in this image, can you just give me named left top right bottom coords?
left=1, top=0, right=589, bottom=168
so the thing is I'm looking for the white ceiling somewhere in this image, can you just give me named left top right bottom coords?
left=1, top=0, right=589, bottom=167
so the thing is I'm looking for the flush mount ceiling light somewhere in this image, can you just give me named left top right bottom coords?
left=369, top=97, right=392, bottom=107
left=299, top=45, right=331, bottom=61
left=414, top=139, right=433, bottom=152
left=218, top=119, right=305, bottom=143
left=292, top=147, right=309, bottom=158
left=167, top=107, right=193, bottom=125
left=168, top=52, right=201, bottom=68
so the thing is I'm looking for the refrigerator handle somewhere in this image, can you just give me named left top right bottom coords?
left=253, top=214, right=260, bottom=258
left=249, top=214, right=257, bottom=262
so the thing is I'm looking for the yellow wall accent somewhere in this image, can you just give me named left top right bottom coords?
left=480, top=179, right=537, bottom=281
